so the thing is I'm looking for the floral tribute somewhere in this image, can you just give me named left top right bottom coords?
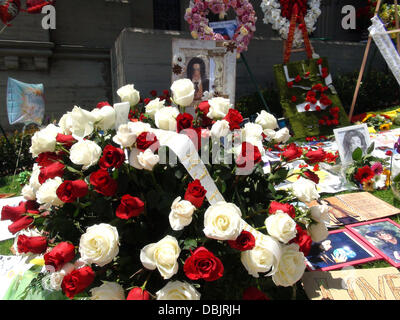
left=2, top=79, right=335, bottom=300
left=345, top=142, right=390, bottom=192
left=360, top=113, right=393, bottom=132
left=261, top=0, right=321, bottom=48
left=184, top=0, right=257, bottom=55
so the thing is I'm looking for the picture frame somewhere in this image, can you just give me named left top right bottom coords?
left=345, top=218, right=400, bottom=268
left=305, top=229, right=381, bottom=271
left=171, top=38, right=237, bottom=115
left=333, top=123, right=371, bottom=165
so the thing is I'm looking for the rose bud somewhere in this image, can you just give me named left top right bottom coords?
left=127, top=287, right=150, bottom=300
left=8, top=216, right=34, bottom=234
left=44, top=241, right=76, bottom=271
left=17, top=234, right=48, bottom=254
left=61, top=266, right=95, bottom=299
left=184, top=179, right=207, bottom=209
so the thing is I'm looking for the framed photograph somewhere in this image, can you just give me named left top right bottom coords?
left=171, top=38, right=237, bottom=115
left=333, top=124, right=371, bottom=165
left=305, top=229, right=381, bottom=271
left=346, top=218, right=400, bottom=267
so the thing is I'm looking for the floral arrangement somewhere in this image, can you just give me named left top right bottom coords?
left=1, top=79, right=335, bottom=301
left=345, top=142, right=390, bottom=191
left=361, top=113, right=392, bottom=131
left=260, top=0, right=321, bottom=48
left=375, top=3, right=400, bottom=40
left=184, top=0, right=257, bottom=55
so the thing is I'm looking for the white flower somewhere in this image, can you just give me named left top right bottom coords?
left=210, top=120, right=230, bottom=138
left=156, top=281, right=201, bottom=300
left=272, top=243, right=305, bottom=287
left=203, top=201, right=243, bottom=241
left=137, top=149, right=160, bottom=171
left=69, top=140, right=102, bottom=170
left=309, top=204, right=330, bottom=224
left=263, top=129, right=276, bottom=141
left=169, top=197, right=196, bottom=231
left=91, top=105, right=116, bottom=131
left=140, top=235, right=181, bottom=280
left=291, top=177, right=320, bottom=203
left=374, top=174, right=387, bottom=189
left=113, top=123, right=137, bottom=148
left=58, top=106, right=96, bottom=139
left=242, top=122, right=264, bottom=142
left=21, top=184, right=36, bottom=201
left=29, top=164, right=41, bottom=191
left=79, top=223, right=120, bottom=267
left=274, top=127, right=290, bottom=144
left=308, top=222, right=329, bottom=242
left=117, top=84, right=140, bottom=107
left=128, top=121, right=152, bottom=137
left=36, top=177, right=64, bottom=209
left=47, top=263, right=75, bottom=291
left=170, top=79, right=195, bottom=107
left=241, top=235, right=281, bottom=278
left=90, top=282, right=125, bottom=300
left=265, top=211, right=297, bottom=244
left=29, top=124, right=61, bottom=157
left=255, top=110, right=278, bottom=130
left=154, top=107, right=180, bottom=131
left=207, top=97, right=231, bottom=120
left=145, top=98, right=165, bottom=119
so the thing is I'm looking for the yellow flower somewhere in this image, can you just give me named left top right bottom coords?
left=383, top=169, right=391, bottom=187
left=362, top=179, right=375, bottom=192
left=362, top=114, right=374, bottom=122
left=380, top=123, right=391, bottom=131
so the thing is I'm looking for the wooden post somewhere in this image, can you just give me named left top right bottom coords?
left=395, top=0, right=400, bottom=53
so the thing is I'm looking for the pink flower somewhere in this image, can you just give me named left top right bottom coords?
left=371, top=162, right=383, bottom=175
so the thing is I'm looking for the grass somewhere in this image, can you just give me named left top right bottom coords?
left=0, top=239, right=13, bottom=255
left=0, top=175, right=22, bottom=195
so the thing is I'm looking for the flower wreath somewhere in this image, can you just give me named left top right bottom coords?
left=260, top=0, right=321, bottom=48
left=184, top=0, right=257, bottom=55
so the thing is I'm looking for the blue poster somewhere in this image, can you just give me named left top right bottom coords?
left=209, top=20, right=238, bottom=40
left=7, top=77, right=45, bottom=125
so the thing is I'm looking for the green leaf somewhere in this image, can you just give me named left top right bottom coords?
left=366, top=142, right=375, bottom=155
left=352, top=147, right=363, bottom=161
left=183, top=238, right=197, bottom=251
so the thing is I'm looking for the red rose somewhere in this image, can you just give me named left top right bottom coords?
left=320, top=94, right=332, bottom=106
left=386, top=150, right=393, bottom=156
left=242, top=287, right=269, bottom=300
left=304, top=104, right=310, bottom=111
left=184, top=179, right=206, bottom=208
left=290, top=225, right=312, bottom=256
left=127, top=287, right=150, bottom=300
left=89, top=169, right=118, bottom=197
left=56, top=180, right=88, bottom=203
left=99, top=145, right=125, bottom=169
left=268, top=201, right=295, bottom=218
left=163, top=90, right=170, bottom=96
left=61, top=266, right=95, bottom=299
left=281, top=143, right=303, bottom=161
left=17, top=235, right=47, bottom=254
left=116, top=194, right=145, bottom=219
left=227, top=231, right=255, bottom=251
left=317, top=58, right=323, bottom=65
left=96, top=101, right=111, bottom=109
left=236, top=142, right=262, bottom=169
left=303, top=170, right=320, bottom=184
left=176, top=113, right=193, bottom=133
left=36, top=152, right=62, bottom=167
left=25, top=200, right=40, bottom=214
left=38, top=161, right=65, bottom=184
left=305, top=148, right=326, bottom=164
left=223, top=109, right=243, bottom=130
left=150, top=90, right=157, bottom=97
left=184, top=247, right=224, bottom=282
left=44, top=242, right=76, bottom=271
left=311, top=84, right=323, bottom=92
left=354, top=166, right=375, bottom=183
left=197, top=101, right=210, bottom=115
left=136, top=132, right=159, bottom=152
left=143, top=98, right=151, bottom=105
left=291, top=96, right=297, bottom=103
left=332, top=119, right=339, bottom=126
left=287, top=81, right=293, bottom=88
left=294, top=75, right=302, bottom=82
left=318, top=119, right=326, bottom=126
left=1, top=201, right=27, bottom=221
left=56, top=134, right=76, bottom=148
left=8, top=216, right=34, bottom=234
left=316, top=106, right=321, bottom=112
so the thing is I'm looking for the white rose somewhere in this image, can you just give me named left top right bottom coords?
left=207, top=97, right=231, bottom=120
left=210, top=120, right=230, bottom=138
left=170, top=78, right=195, bottom=107
left=255, top=110, right=278, bottom=130
left=69, top=140, right=102, bottom=170
left=113, top=123, right=137, bottom=148
left=90, top=282, right=125, bottom=300
left=272, top=243, right=306, bottom=287
left=36, top=177, right=64, bottom=209
left=29, top=124, right=61, bottom=157
left=242, top=122, right=264, bottom=142
left=145, top=98, right=165, bottom=119
left=274, top=127, right=290, bottom=144
left=79, top=223, right=120, bottom=267
left=137, top=149, right=160, bottom=171
left=263, top=129, right=276, bottom=141
left=310, top=204, right=330, bottom=224
left=291, top=177, right=320, bottom=203
left=58, top=106, right=96, bottom=139
left=91, top=105, right=116, bottom=131
left=47, top=263, right=75, bottom=290
left=154, top=107, right=180, bottom=131
left=140, top=235, right=181, bottom=280
left=169, top=197, right=196, bottom=231
left=308, top=222, right=329, bottom=242
left=127, top=121, right=153, bottom=139
left=241, top=235, right=281, bottom=278
left=265, top=211, right=297, bottom=244
left=29, top=164, right=41, bottom=191
left=129, top=148, right=143, bottom=170
left=203, top=201, right=243, bottom=241
left=117, top=84, right=140, bottom=107
left=156, top=281, right=201, bottom=300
